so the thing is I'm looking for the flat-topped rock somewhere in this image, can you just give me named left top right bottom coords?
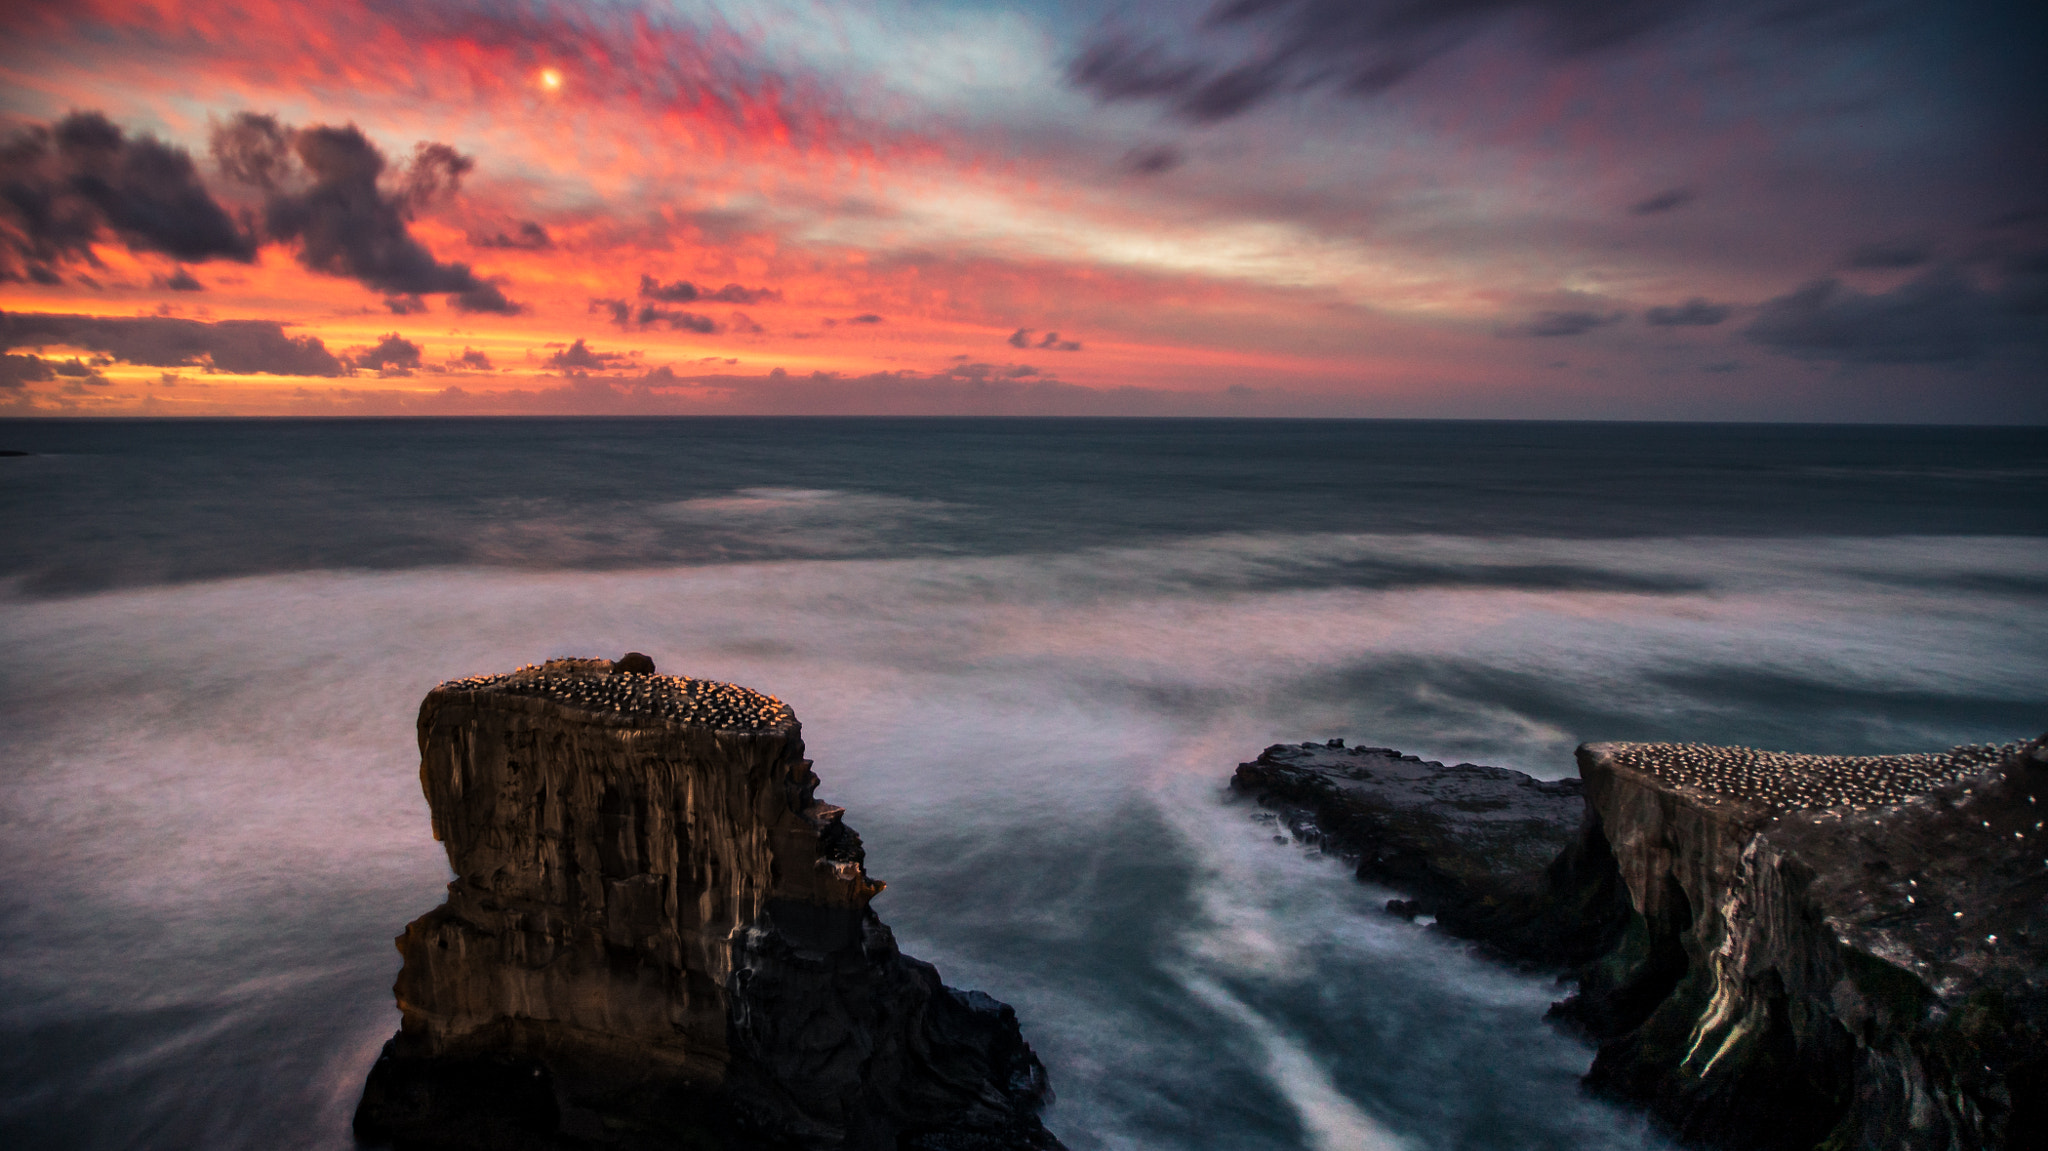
left=1569, top=736, right=2048, bottom=1151
left=446, top=655, right=795, bottom=732
left=1592, top=739, right=2020, bottom=811
left=355, top=654, right=1063, bottom=1151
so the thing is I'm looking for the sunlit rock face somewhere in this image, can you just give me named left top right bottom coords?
left=354, top=655, right=1062, bottom=1151
left=1566, top=736, right=2048, bottom=1151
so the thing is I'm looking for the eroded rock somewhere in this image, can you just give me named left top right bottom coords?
left=1230, top=741, right=1629, bottom=965
left=1567, top=737, right=2048, bottom=1151
left=354, top=655, right=1063, bottom=1150
left=1233, top=734, right=2048, bottom=1150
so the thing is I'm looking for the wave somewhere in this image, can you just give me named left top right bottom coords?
left=1, top=531, right=2041, bottom=1147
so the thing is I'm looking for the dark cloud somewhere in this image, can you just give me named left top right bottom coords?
left=384, top=293, right=428, bottom=315
left=1644, top=298, right=1730, bottom=326
left=646, top=307, right=719, bottom=333
left=728, top=312, right=764, bottom=335
left=1125, top=145, right=1184, bottom=174
left=1009, top=327, right=1082, bottom=350
left=545, top=338, right=631, bottom=372
left=453, top=347, right=493, bottom=370
left=1523, top=309, right=1623, bottom=336
left=210, top=113, right=522, bottom=313
left=452, top=281, right=521, bottom=315
left=472, top=221, right=554, bottom=250
left=154, top=266, right=205, bottom=292
left=847, top=313, right=884, bottom=325
left=592, top=296, right=721, bottom=332
left=0, top=310, right=345, bottom=376
left=1744, top=269, right=2035, bottom=363
left=637, top=274, right=781, bottom=305
left=1071, top=0, right=1706, bottom=121
left=49, top=355, right=111, bottom=385
left=639, top=275, right=699, bottom=303
left=1629, top=188, right=1695, bottom=215
left=0, top=352, right=56, bottom=388
left=0, top=111, right=257, bottom=284
left=941, top=361, right=1044, bottom=380
left=354, top=332, right=422, bottom=376
left=1845, top=240, right=1932, bottom=269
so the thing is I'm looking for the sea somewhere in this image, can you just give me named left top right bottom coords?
left=1, top=417, right=2043, bottom=1151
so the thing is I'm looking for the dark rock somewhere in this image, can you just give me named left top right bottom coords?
left=354, top=658, right=1063, bottom=1151
left=1232, top=733, right=2048, bottom=1150
left=613, top=651, right=657, bottom=675
left=1229, top=742, right=1630, bottom=966
left=1565, top=736, right=2048, bottom=1151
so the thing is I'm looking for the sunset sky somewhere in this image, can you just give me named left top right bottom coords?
left=1, top=0, right=2042, bottom=419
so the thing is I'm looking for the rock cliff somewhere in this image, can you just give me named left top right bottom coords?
left=354, top=655, right=1063, bottom=1151
left=1233, top=735, right=2048, bottom=1150
left=1564, top=737, right=2047, bottom=1151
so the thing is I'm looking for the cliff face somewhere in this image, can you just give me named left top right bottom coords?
left=1565, top=737, right=2048, bottom=1151
left=1231, top=734, right=2048, bottom=1151
left=354, top=656, right=1062, bottom=1151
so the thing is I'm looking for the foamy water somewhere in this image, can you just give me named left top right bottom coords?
left=2, top=418, right=2042, bottom=1149
left=3, top=524, right=2042, bottom=1149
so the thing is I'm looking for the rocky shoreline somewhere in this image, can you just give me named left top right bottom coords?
left=354, top=655, right=1063, bottom=1151
left=1232, top=735, right=2048, bottom=1151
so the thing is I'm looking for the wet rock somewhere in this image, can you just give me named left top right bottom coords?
left=354, top=656, right=1063, bottom=1151
left=1229, top=742, right=1629, bottom=966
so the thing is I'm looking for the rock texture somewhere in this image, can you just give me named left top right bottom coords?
left=354, top=655, right=1063, bottom=1151
left=1233, top=734, right=2048, bottom=1150
left=1565, top=736, right=2048, bottom=1151
left=1230, top=741, right=1628, bottom=965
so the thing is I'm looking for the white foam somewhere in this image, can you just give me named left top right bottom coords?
left=1178, top=973, right=1413, bottom=1151
left=0, top=529, right=2037, bottom=1147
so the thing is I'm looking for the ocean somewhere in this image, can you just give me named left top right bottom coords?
left=1, top=417, right=2043, bottom=1151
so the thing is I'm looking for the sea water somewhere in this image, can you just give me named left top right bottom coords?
left=1, top=418, right=2042, bottom=1150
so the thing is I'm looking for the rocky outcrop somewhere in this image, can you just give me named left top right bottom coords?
left=1564, top=737, right=2048, bottom=1151
left=354, top=655, right=1062, bottom=1151
left=1234, top=735, right=2048, bottom=1150
left=1230, top=741, right=1629, bottom=966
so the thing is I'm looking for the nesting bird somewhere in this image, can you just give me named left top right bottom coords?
left=1605, top=740, right=2018, bottom=812
left=441, top=658, right=794, bottom=733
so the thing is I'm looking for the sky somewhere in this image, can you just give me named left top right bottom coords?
left=0, top=0, right=2043, bottom=420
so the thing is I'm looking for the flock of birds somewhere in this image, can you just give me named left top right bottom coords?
left=439, top=664, right=795, bottom=733
left=1605, top=740, right=2021, bottom=811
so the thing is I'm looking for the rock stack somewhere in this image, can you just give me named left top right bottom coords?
left=353, top=655, right=1063, bottom=1151
left=1565, top=736, right=2047, bottom=1151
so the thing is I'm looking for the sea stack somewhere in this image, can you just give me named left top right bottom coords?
left=353, top=655, right=1064, bottom=1151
